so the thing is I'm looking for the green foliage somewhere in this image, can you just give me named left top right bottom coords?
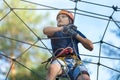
left=0, top=0, right=54, bottom=80
left=31, top=64, right=47, bottom=80
left=9, top=64, right=47, bottom=80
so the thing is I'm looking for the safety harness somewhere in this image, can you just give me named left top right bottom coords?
left=42, top=47, right=82, bottom=70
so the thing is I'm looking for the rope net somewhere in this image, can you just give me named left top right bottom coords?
left=0, top=0, right=120, bottom=80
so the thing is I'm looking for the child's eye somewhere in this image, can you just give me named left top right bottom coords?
left=61, top=15, right=67, bottom=18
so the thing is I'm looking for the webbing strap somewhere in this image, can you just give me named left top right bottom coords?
left=57, top=54, right=82, bottom=66
left=56, top=54, right=82, bottom=79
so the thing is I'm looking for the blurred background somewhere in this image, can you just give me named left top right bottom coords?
left=0, top=0, right=120, bottom=80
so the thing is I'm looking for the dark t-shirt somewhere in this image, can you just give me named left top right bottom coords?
left=49, top=29, right=86, bottom=59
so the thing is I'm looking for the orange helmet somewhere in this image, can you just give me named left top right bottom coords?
left=56, top=10, right=74, bottom=22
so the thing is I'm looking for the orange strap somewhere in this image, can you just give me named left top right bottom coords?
left=56, top=47, right=73, bottom=58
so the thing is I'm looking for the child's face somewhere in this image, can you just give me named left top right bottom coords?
left=57, top=14, right=69, bottom=27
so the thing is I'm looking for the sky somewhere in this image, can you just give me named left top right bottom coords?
left=0, top=0, right=120, bottom=80
left=35, top=0, right=120, bottom=80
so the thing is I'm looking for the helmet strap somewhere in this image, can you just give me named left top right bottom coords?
left=68, top=17, right=73, bottom=24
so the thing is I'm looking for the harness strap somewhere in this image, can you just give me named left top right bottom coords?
left=41, top=57, right=52, bottom=69
left=57, top=54, right=82, bottom=68
left=56, top=54, right=82, bottom=79
left=42, top=47, right=82, bottom=69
